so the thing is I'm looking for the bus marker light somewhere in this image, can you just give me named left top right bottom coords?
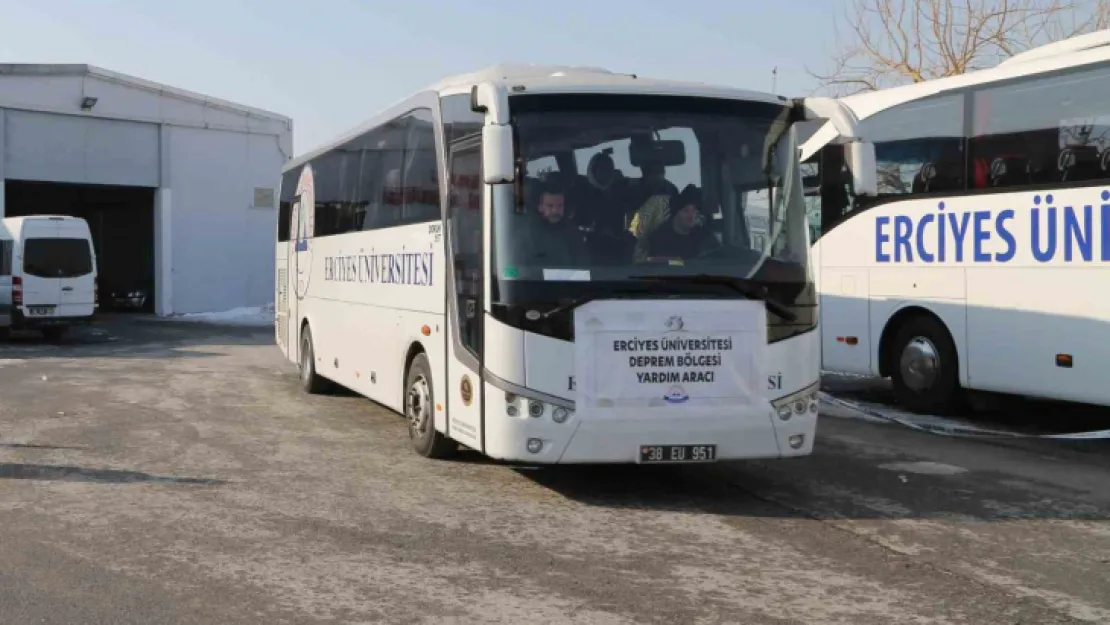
left=1056, top=354, right=1073, bottom=368
left=421, top=325, right=431, bottom=336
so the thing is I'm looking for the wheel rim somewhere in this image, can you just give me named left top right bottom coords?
left=407, top=374, right=431, bottom=436
left=899, top=336, right=939, bottom=392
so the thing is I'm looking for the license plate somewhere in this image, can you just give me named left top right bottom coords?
left=28, top=307, right=53, bottom=316
left=639, top=444, right=717, bottom=463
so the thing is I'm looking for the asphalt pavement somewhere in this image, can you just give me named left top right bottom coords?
left=1, top=315, right=1108, bottom=624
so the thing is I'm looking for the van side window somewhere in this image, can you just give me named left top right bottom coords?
left=0, top=240, right=12, bottom=276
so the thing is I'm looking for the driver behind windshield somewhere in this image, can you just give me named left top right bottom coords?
left=645, top=184, right=720, bottom=260
left=517, top=181, right=589, bottom=267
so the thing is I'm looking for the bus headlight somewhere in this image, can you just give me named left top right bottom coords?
left=771, top=382, right=820, bottom=422
left=528, top=400, right=545, bottom=418
left=552, top=407, right=569, bottom=423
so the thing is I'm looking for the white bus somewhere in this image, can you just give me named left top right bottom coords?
left=275, top=64, right=877, bottom=463
left=801, top=30, right=1110, bottom=414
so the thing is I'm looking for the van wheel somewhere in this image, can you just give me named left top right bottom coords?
left=405, top=353, right=457, bottom=459
left=889, top=314, right=964, bottom=415
left=298, top=325, right=330, bottom=394
left=42, top=326, right=68, bottom=342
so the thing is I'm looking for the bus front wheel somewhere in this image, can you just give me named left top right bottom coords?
left=889, top=314, right=964, bottom=415
left=298, top=325, right=330, bottom=394
left=405, top=353, right=457, bottom=459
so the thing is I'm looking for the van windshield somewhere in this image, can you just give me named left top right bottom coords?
left=23, top=238, right=93, bottom=278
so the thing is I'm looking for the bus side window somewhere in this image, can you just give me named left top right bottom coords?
left=862, top=93, right=966, bottom=195
left=968, top=64, right=1110, bottom=189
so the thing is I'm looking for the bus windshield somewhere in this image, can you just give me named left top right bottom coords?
left=491, top=94, right=812, bottom=339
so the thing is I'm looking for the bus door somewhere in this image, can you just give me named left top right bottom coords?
left=810, top=144, right=875, bottom=376
left=444, top=138, right=485, bottom=451
left=288, top=190, right=310, bottom=364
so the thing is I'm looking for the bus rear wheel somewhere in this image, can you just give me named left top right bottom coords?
left=889, top=314, right=964, bottom=415
left=405, top=353, right=457, bottom=459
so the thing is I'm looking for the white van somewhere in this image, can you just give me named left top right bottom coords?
left=0, top=216, right=98, bottom=340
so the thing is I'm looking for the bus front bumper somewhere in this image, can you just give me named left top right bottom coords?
left=480, top=382, right=819, bottom=464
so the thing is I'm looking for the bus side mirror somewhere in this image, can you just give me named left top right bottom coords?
left=482, top=124, right=515, bottom=184
left=845, top=141, right=878, bottom=197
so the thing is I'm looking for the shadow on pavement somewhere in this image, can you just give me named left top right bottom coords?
left=822, top=372, right=1110, bottom=436
left=0, top=463, right=226, bottom=485
left=0, top=442, right=87, bottom=451
left=0, top=313, right=275, bottom=360
left=516, top=417, right=1110, bottom=523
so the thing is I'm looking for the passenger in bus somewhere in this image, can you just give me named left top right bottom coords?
left=518, top=183, right=589, bottom=267
left=646, top=185, right=718, bottom=260
left=627, top=151, right=680, bottom=261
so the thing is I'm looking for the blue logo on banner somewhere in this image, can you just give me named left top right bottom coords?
left=663, top=385, right=690, bottom=404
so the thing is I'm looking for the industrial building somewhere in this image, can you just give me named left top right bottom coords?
left=0, top=64, right=292, bottom=315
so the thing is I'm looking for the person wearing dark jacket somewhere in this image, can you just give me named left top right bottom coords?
left=647, top=185, right=719, bottom=260
left=518, top=184, right=589, bottom=267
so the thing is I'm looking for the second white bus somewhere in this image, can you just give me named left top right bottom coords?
left=801, top=30, right=1110, bottom=414
left=275, top=64, right=876, bottom=463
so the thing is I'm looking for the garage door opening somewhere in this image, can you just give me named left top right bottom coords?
left=5, top=180, right=156, bottom=313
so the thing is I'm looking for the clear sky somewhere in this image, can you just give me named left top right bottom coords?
left=0, top=0, right=841, bottom=156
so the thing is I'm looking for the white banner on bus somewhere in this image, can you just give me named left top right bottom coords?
left=573, top=299, right=768, bottom=413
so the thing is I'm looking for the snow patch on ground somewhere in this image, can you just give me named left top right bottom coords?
left=878, top=461, right=969, bottom=475
left=174, top=304, right=274, bottom=327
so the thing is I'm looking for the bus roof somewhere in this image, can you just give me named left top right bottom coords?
left=425, top=64, right=788, bottom=103
left=285, top=64, right=790, bottom=172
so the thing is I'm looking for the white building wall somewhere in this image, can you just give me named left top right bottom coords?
left=167, top=126, right=284, bottom=314
left=4, top=110, right=160, bottom=186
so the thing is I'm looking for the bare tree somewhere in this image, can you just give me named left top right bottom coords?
left=809, top=0, right=1110, bottom=95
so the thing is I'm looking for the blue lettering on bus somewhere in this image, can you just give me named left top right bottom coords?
left=323, top=252, right=434, bottom=286
left=875, top=191, right=1110, bottom=264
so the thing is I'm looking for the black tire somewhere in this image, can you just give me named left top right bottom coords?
left=405, top=353, right=457, bottom=459
left=42, top=326, right=68, bottom=342
left=298, top=325, right=330, bottom=394
left=889, top=314, right=964, bottom=415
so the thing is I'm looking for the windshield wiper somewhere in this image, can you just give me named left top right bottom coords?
left=540, top=287, right=656, bottom=319
left=630, top=273, right=797, bottom=322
